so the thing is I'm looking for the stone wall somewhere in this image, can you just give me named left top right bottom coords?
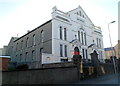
left=2, top=66, right=78, bottom=84
left=2, top=62, right=115, bottom=84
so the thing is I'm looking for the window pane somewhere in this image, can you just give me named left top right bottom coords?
left=84, top=33, right=87, bottom=45
left=86, top=49, right=88, bottom=60
left=25, top=52, right=28, bottom=62
left=81, top=32, right=84, bottom=45
left=33, top=34, right=35, bottom=45
left=40, top=48, right=43, bottom=55
left=60, top=44, right=63, bottom=57
left=20, top=54, right=22, bottom=62
left=82, top=49, right=85, bottom=60
left=26, top=38, right=29, bottom=47
left=21, top=40, right=23, bottom=49
left=60, top=26, right=62, bottom=40
left=64, top=28, right=67, bottom=40
left=41, top=30, right=44, bottom=42
left=32, top=50, right=35, bottom=61
left=96, top=38, right=98, bottom=47
left=78, top=31, right=80, bottom=41
left=99, top=39, right=101, bottom=48
left=65, top=45, right=67, bottom=57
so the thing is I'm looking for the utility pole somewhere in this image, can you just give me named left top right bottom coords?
left=108, top=21, right=117, bottom=74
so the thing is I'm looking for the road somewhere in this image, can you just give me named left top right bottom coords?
left=75, top=73, right=119, bottom=85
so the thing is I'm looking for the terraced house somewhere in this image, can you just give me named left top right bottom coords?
left=8, top=6, right=105, bottom=68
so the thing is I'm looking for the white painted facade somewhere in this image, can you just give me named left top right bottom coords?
left=42, top=6, right=105, bottom=64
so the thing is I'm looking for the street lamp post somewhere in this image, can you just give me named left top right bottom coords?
left=108, top=21, right=117, bottom=74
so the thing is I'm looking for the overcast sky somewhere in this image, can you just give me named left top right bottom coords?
left=0, top=0, right=119, bottom=48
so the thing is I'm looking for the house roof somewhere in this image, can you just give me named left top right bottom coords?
left=14, top=19, right=52, bottom=42
left=0, top=56, right=11, bottom=58
left=104, top=47, right=114, bottom=51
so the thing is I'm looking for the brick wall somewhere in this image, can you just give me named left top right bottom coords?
left=0, top=58, right=10, bottom=71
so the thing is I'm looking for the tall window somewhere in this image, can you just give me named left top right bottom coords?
left=64, top=45, right=67, bottom=57
left=98, top=51, right=101, bottom=59
left=84, top=33, right=87, bottom=45
left=82, top=49, right=85, bottom=60
left=20, top=54, right=22, bottom=62
left=32, top=50, right=35, bottom=61
left=25, top=52, right=28, bottom=62
left=99, top=39, right=101, bottom=48
left=64, top=28, right=67, bottom=40
left=41, top=30, right=44, bottom=42
left=16, top=55, right=17, bottom=62
left=96, top=38, right=99, bottom=47
left=85, top=49, right=88, bottom=60
left=78, top=31, right=80, bottom=41
left=26, top=37, right=29, bottom=47
left=60, top=44, right=63, bottom=57
left=101, top=51, right=103, bottom=59
left=40, top=48, right=43, bottom=58
left=60, top=26, right=62, bottom=40
left=16, top=43, right=18, bottom=51
left=21, top=40, right=23, bottom=49
left=33, top=34, right=35, bottom=45
left=81, top=32, right=84, bottom=45
left=80, top=11, right=81, bottom=16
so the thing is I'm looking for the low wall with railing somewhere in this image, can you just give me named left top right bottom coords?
left=2, top=62, right=115, bottom=84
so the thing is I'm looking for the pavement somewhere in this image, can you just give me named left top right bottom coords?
left=75, top=73, right=119, bottom=84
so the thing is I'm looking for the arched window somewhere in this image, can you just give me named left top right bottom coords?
left=41, top=30, right=44, bottom=42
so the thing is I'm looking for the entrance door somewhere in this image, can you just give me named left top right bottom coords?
left=74, top=47, right=79, bottom=55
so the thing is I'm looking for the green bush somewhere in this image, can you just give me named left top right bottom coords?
left=8, top=67, right=16, bottom=71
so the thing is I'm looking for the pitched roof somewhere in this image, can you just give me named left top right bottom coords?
left=14, top=19, right=52, bottom=42
left=67, top=5, right=94, bottom=25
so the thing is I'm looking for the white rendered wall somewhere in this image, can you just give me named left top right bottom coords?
left=43, top=6, right=105, bottom=63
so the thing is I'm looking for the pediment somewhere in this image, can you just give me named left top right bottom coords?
left=67, top=5, right=93, bottom=24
